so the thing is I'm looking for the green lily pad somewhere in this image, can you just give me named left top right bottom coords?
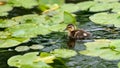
left=0, top=19, right=19, bottom=28
left=15, top=46, right=30, bottom=52
left=7, top=55, right=22, bottom=67
left=89, top=3, right=111, bottom=12
left=80, top=39, right=120, bottom=60
left=59, top=4, right=79, bottom=13
left=12, top=14, right=46, bottom=24
left=0, top=4, right=13, bottom=16
left=34, top=55, right=55, bottom=63
left=49, top=24, right=66, bottom=31
left=38, top=0, right=64, bottom=6
left=89, top=12, right=120, bottom=27
left=94, top=0, right=119, bottom=3
left=7, top=23, right=51, bottom=38
left=8, top=0, right=38, bottom=8
left=0, top=38, right=29, bottom=48
left=51, top=49, right=77, bottom=58
left=30, top=44, right=44, bottom=50
left=77, top=1, right=96, bottom=11
left=0, top=31, right=11, bottom=39
left=8, top=52, right=52, bottom=68
left=118, top=62, right=120, bottom=68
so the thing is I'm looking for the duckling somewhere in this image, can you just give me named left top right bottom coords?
left=65, top=24, right=91, bottom=40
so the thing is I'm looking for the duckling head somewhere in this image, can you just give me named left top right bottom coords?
left=65, top=24, right=75, bottom=32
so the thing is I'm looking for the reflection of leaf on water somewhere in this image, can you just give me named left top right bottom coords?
left=80, top=39, right=120, bottom=60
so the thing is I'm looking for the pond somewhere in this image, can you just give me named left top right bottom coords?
left=1, top=0, right=120, bottom=68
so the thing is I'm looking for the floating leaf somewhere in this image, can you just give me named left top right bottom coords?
left=80, top=39, right=120, bottom=60
left=0, top=4, right=13, bottom=16
left=7, top=55, right=22, bottom=67
left=15, top=46, right=30, bottom=52
left=51, top=49, right=77, bottom=58
left=49, top=24, right=66, bottom=31
left=8, top=0, right=38, bottom=8
left=12, top=14, right=46, bottom=24
left=8, top=52, right=52, bottom=68
left=38, top=0, right=64, bottom=6
left=0, top=38, right=29, bottom=48
left=34, top=56, right=55, bottom=63
left=77, top=1, right=96, bottom=11
left=30, top=44, right=44, bottom=50
left=59, top=4, right=79, bottom=13
left=89, top=12, right=120, bottom=27
left=0, top=31, right=11, bottom=39
left=7, top=23, right=51, bottom=38
left=118, top=62, right=120, bottom=68
left=89, top=3, right=111, bottom=12
left=94, top=0, right=119, bottom=3
left=0, top=19, right=18, bottom=28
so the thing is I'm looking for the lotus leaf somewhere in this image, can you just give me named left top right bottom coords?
left=80, top=39, right=120, bottom=60
left=8, top=0, right=38, bottom=8
left=94, top=0, right=119, bottom=2
left=38, top=0, right=64, bottom=5
left=118, top=62, right=120, bottom=68
left=89, top=3, right=111, bottom=12
left=0, top=4, right=13, bottom=16
left=0, top=31, right=11, bottom=39
left=49, top=24, right=66, bottom=31
left=59, top=4, right=79, bottom=13
left=34, top=56, right=55, bottom=63
left=12, top=14, right=46, bottom=24
left=77, top=1, right=120, bottom=12
left=89, top=12, right=120, bottom=27
left=77, top=1, right=96, bottom=11
left=51, top=49, right=77, bottom=58
left=7, top=55, right=22, bottom=67
left=38, top=0, right=64, bottom=11
left=0, top=38, right=29, bottom=48
left=8, top=52, right=52, bottom=68
left=7, top=23, right=51, bottom=38
left=0, top=19, right=18, bottom=28
left=30, top=44, right=44, bottom=50
left=15, top=46, right=30, bottom=52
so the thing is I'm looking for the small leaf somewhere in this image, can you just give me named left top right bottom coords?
left=51, top=49, right=77, bottom=58
left=15, top=46, right=30, bottom=52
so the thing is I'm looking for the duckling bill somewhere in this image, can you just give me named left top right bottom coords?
left=65, top=24, right=91, bottom=40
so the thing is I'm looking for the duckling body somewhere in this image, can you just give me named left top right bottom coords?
left=65, top=24, right=91, bottom=40
left=68, top=29, right=90, bottom=40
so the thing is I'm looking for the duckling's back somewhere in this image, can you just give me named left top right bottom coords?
left=69, top=29, right=91, bottom=40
